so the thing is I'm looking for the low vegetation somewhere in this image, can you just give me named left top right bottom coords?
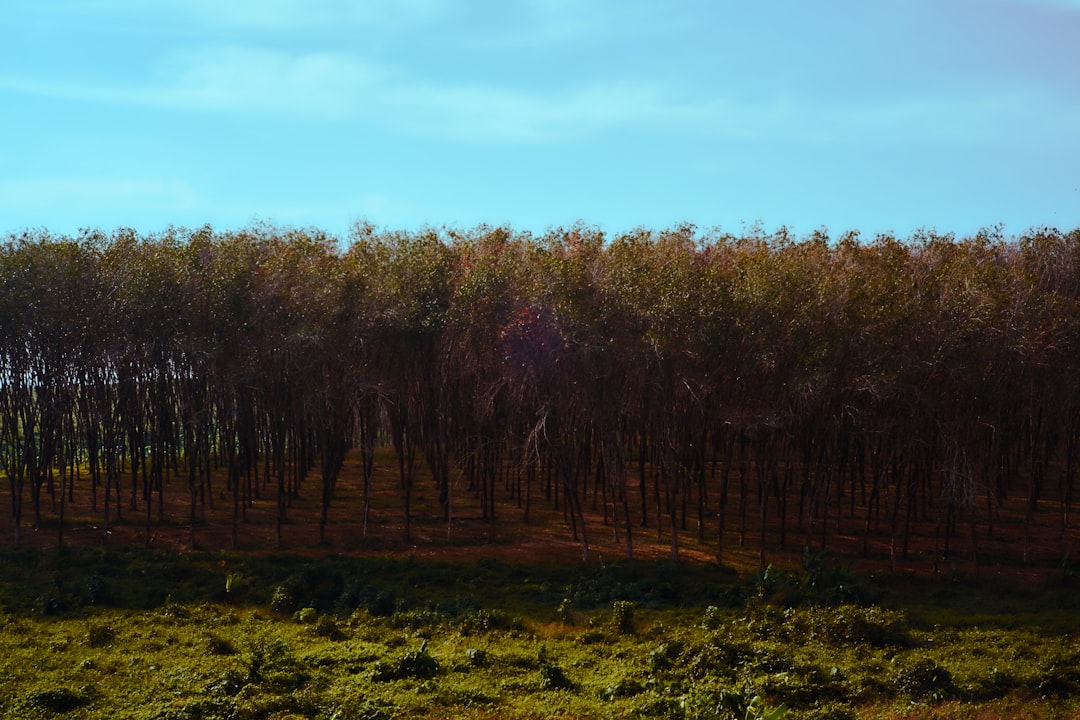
left=1, top=548, right=1077, bottom=719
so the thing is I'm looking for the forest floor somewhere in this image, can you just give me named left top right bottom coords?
left=3, top=447, right=1076, bottom=586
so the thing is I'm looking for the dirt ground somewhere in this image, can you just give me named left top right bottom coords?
left=3, top=448, right=1076, bottom=585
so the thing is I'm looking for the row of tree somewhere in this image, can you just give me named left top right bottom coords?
left=2, top=223, right=1079, bottom=568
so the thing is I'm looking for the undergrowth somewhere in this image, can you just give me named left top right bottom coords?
left=0, top=548, right=1076, bottom=719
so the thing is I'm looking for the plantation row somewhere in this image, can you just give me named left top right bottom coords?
left=2, top=223, right=1080, bottom=566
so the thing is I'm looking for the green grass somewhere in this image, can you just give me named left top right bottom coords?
left=0, top=548, right=1077, bottom=719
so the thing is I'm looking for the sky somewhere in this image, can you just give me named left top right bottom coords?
left=2, top=0, right=1079, bottom=241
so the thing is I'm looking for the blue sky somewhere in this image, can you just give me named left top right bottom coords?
left=2, top=0, right=1078, bottom=240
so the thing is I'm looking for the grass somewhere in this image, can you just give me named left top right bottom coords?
left=0, top=548, right=1078, bottom=719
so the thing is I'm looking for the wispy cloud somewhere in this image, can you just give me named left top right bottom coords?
left=152, top=47, right=390, bottom=120
left=0, top=45, right=696, bottom=143
left=4, top=31, right=1077, bottom=150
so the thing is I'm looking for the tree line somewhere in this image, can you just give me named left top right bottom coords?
left=2, top=222, right=1078, bottom=569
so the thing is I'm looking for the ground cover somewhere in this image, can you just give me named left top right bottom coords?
left=1, top=548, right=1077, bottom=719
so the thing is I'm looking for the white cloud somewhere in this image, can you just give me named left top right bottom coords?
left=5, top=35, right=1076, bottom=150
left=0, top=44, right=697, bottom=143
left=151, top=47, right=390, bottom=120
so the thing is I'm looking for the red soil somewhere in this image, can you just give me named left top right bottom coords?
left=3, top=449, right=1076, bottom=586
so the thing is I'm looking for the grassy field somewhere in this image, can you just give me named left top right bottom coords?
left=1, top=548, right=1078, bottom=719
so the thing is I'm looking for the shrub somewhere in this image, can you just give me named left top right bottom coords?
left=313, top=614, right=346, bottom=640
left=801, top=703, right=856, bottom=720
left=579, top=629, right=610, bottom=645
left=782, top=605, right=910, bottom=648
left=680, top=640, right=743, bottom=681
left=612, top=600, right=636, bottom=634
left=756, top=666, right=847, bottom=708
left=556, top=597, right=573, bottom=624
left=323, top=698, right=392, bottom=720
left=159, top=597, right=190, bottom=620
left=373, top=641, right=439, bottom=681
left=894, top=658, right=955, bottom=700
left=25, top=687, right=88, bottom=713
left=205, top=632, right=236, bottom=656
left=465, top=648, right=488, bottom=667
left=241, top=636, right=297, bottom=685
left=1036, top=661, right=1080, bottom=698
left=682, top=686, right=788, bottom=720
left=702, top=605, right=724, bottom=630
left=398, top=641, right=439, bottom=679
left=456, top=608, right=522, bottom=635
left=537, top=645, right=574, bottom=690
left=538, top=660, right=574, bottom=690
left=294, top=606, right=319, bottom=624
left=647, top=644, right=674, bottom=673
left=366, top=590, right=396, bottom=618
left=86, top=624, right=116, bottom=648
left=390, top=608, right=444, bottom=630
left=600, top=677, right=644, bottom=700
left=85, top=573, right=110, bottom=605
left=151, top=697, right=236, bottom=720
left=800, top=548, right=868, bottom=605
left=269, top=585, right=296, bottom=614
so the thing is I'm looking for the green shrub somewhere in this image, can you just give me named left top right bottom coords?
left=556, top=597, right=573, bottom=624
left=373, top=641, right=439, bottom=681
left=782, top=605, right=910, bottom=647
left=681, top=640, right=743, bottom=681
left=269, top=585, right=296, bottom=613
left=205, top=632, right=236, bottom=656
left=538, top=660, right=574, bottom=690
left=801, top=702, right=856, bottom=720
left=681, top=685, right=785, bottom=720
left=323, top=698, right=392, bottom=720
left=85, top=573, right=110, bottom=605
left=294, top=606, right=319, bottom=624
left=600, top=677, right=645, bottom=700
left=240, top=636, right=298, bottom=685
left=25, top=686, right=88, bottom=713
left=398, top=641, right=439, bottom=679
left=894, top=658, right=955, bottom=700
left=647, top=644, right=675, bottom=673
left=457, top=608, right=522, bottom=635
left=579, top=628, right=610, bottom=645
left=830, top=605, right=908, bottom=647
left=702, top=605, right=724, bottom=630
left=1036, top=661, right=1080, bottom=698
left=150, top=697, right=236, bottom=720
left=366, top=590, right=397, bottom=618
left=390, top=607, right=444, bottom=630
left=313, top=614, right=346, bottom=639
left=159, top=597, right=191, bottom=620
left=536, top=645, right=574, bottom=690
left=755, top=666, right=847, bottom=708
left=613, top=600, right=636, bottom=634
left=800, top=548, right=867, bottom=605
left=86, top=624, right=116, bottom=647
left=742, top=597, right=785, bottom=638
